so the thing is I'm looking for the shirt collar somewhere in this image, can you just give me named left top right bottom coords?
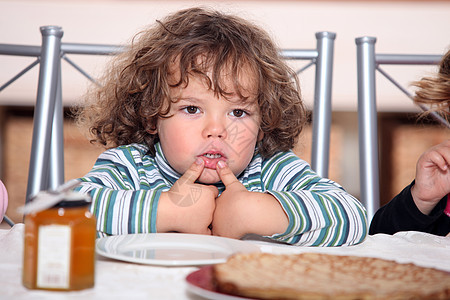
left=154, top=142, right=182, bottom=185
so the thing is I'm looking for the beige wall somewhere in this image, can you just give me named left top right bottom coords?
left=1, top=0, right=450, bottom=111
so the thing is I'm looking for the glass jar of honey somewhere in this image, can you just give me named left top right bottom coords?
left=22, top=191, right=96, bottom=291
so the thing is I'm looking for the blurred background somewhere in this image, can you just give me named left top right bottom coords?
left=1, top=0, right=449, bottom=224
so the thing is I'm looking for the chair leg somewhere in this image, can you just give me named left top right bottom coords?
left=2, top=215, right=15, bottom=227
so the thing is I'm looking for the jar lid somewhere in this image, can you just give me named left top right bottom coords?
left=52, top=193, right=91, bottom=208
left=18, top=180, right=91, bottom=215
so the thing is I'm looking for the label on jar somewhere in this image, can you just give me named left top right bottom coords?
left=37, top=225, right=72, bottom=289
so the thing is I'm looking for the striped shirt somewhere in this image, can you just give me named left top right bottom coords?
left=76, top=143, right=367, bottom=246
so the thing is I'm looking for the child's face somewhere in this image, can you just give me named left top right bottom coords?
left=155, top=71, right=262, bottom=184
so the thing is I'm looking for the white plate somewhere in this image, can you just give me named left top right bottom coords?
left=96, top=233, right=260, bottom=266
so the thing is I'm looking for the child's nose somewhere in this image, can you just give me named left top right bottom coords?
left=203, top=116, right=227, bottom=139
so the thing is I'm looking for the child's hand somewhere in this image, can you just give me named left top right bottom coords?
left=157, top=158, right=218, bottom=234
left=411, top=139, right=450, bottom=215
left=211, top=161, right=288, bottom=239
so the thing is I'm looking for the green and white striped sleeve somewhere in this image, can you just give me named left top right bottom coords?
left=76, top=144, right=169, bottom=236
left=262, top=151, right=368, bottom=246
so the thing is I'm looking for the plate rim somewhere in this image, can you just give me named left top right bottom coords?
left=95, top=232, right=261, bottom=266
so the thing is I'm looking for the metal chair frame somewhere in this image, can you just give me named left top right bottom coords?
left=355, top=36, right=448, bottom=221
left=0, top=26, right=336, bottom=226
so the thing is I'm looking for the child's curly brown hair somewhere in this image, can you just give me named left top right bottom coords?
left=75, top=7, right=307, bottom=158
left=413, top=49, right=450, bottom=120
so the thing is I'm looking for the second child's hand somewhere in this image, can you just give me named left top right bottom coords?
left=411, top=139, right=450, bottom=215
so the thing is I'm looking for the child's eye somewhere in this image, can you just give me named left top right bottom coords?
left=182, top=106, right=200, bottom=114
left=230, top=109, right=248, bottom=118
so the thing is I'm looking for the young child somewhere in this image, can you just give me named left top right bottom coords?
left=75, top=7, right=367, bottom=246
left=370, top=50, right=450, bottom=236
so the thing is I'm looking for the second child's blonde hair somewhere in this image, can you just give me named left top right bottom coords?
left=413, top=50, right=450, bottom=120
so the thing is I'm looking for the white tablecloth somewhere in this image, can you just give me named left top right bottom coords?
left=1, top=224, right=449, bottom=299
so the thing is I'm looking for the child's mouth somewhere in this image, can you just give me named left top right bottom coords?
left=200, top=152, right=226, bottom=169
left=203, top=153, right=222, bottom=159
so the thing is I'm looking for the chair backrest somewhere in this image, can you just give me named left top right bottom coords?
left=355, top=36, right=448, bottom=221
left=0, top=27, right=336, bottom=211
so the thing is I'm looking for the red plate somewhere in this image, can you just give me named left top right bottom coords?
left=186, top=266, right=253, bottom=300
